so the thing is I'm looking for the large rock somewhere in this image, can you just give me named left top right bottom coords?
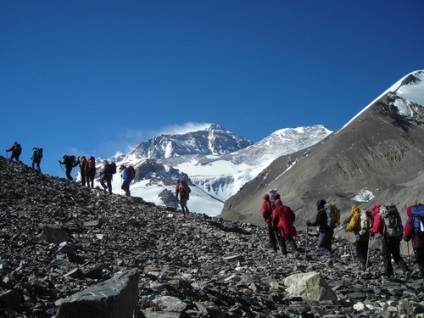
left=284, top=271, right=337, bottom=301
left=56, top=268, right=139, bottom=318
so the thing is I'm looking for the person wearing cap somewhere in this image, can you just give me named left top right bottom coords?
left=306, top=199, right=334, bottom=261
left=119, top=164, right=131, bottom=196
left=261, top=193, right=279, bottom=252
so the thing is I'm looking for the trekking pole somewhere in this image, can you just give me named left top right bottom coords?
left=274, top=229, right=283, bottom=254
left=305, top=225, right=309, bottom=259
left=59, top=162, right=65, bottom=173
left=365, top=236, right=371, bottom=270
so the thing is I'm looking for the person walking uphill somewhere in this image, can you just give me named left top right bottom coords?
left=119, top=164, right=136, bottom=196
left=6, top=141, right=22, bottom=163
left=58, top=155, right=78, bottom=180
left=176, top=179, right=191, bottom=218
left=370, top=204, right=411, bottom=281
left=306, top=199, right=335, bottom=262
left=100, top=160, right=116, bottom=195
left=261, top=194, right=279, bottom=252
left=345, top=205, right=373, bottom=270
left=403, top=204, right=424, bottom=278
left=31, top=147, right=43, bottom=172
left=85, top=156, right=96, bottom=188
left=272, top=199, right=299, bottom=257
left=78, top=156, right=88, bottom=186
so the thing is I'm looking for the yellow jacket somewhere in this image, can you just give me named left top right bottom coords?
left=345, top=205, right=361, bottom=234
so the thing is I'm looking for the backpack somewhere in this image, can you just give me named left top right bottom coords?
left=128, top=165, right=136, bottom=180
left=179, top=180, right=191, bottom=198
left=33, top=147, right=43, bottom=159
left=324, top=203, right=340, bottom=229
left=359, top=210, right=373, bottom=235
left=87, top=156, right=96, bottom=169
left=15, top=143, right=22, bottom=155
left=109, top=162, right=117, bottom=174
left=411, top=204, right=424, bottom=236
left=380, top=205, right=403, bottom=237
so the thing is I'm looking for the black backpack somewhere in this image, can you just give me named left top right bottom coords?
left=110, top=162, right=117, bottom=174
left=15, top=144, right=22, bottom=155
left=33, top=148, right=43, bottom=159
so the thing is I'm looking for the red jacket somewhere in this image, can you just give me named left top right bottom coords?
left=369, top=204, right=402, bottom=239
left=272, top=204, right=297, bottom=238
left=261, top=200, right=272, bottom=223
left=403, top=205, right=424, bottom=249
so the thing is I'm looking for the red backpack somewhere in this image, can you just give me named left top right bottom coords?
left=128, top=165, right=136, bottom=180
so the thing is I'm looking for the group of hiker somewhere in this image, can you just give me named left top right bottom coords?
left=261, top=189, right=424, bottom=281
left=5, top=141, right=137, bottom=197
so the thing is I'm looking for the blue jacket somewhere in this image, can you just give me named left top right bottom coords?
left=121, top=168, right=131, bottom=182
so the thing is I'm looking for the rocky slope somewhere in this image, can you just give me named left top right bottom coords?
left=1, top=157, right=424, bottom=317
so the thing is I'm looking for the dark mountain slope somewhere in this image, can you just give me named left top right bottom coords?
left=221, top=93, right=424, bottom=228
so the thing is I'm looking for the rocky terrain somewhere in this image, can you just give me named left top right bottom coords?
left=1, top=157, right=424, bottom=318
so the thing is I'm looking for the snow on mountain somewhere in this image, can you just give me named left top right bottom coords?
left=341, top=70, right=424, bottom=130
left=93, top=124, right=331, bottom=217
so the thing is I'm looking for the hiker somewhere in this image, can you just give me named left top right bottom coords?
left=119, top=165, right=131, bottom=196
left=6, top=141, right=22, bottom=163
left=306, top=199, right=334, bottom=261
left=369, top=204, right=411, bottom=281
left=269, top=189, right=281, bottom=210
left=272, top=198, right=299, bottom=256
left=58, top=155, right=78, bottom=180
left=175, top=179, right=191, bottom=217
left=31, top=147, right=43, bottom=172
left=403, top=204, right=424, bottom=278
left=100, top=160, right=114, bottom=195
left=345, top=205, right=373, bottom=270
left=85, top=156, right=96, bottom=188
left=261, top=193, right=279, bottom=252
left=78, top=156, right=87, bottom=186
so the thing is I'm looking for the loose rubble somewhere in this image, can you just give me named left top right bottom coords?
left=1, top=157, right=424, bottom=317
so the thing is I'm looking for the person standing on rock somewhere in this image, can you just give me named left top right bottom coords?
left=100, top=160, right=114, bottom=195
left=261, top=193, right=279, bottom=252
left=6, top=141, right=22, bottom=163
left=306, top=199, right=333, bottom=262
left=369, top=204, right=411, bottom=281
left=403, top=204, right=424, bottom=278
left=272, top=199, right=299, bottom=257
left=31, top=147, right=43, bottom=172
left=78, top=156, right=88, bottom=186
left=85, top=156, right=96, bottom=188
left=58, top=155, right=78, bottom=180
left=119, top=164, right=131, bottom=196
left=345, top=205, right=373, bottom=270
left=175, top=179, right=191, bottom=218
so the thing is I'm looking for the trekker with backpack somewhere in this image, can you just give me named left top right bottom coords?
left=345, top=205, right=373, bottom=270
left=261, top=193, right=279, bottom=253
left=6, top=141, right=22, bottom=163
left=85, top=156, right=96, bottom=188
left=119, top=164, right=136, bottom=196
left=306, top=199, right=335, bottom=263
left=100, top=160, right=115, bottom=195
left=272, top=199, right=299, bottom=257
left=175, top=179, right=191, bottom=218
left=58, top=155, right=78, bottom=180
left=370, top=204, right=411, bottom=281
left=403, top=204, right=424, bottom=278
left=78, top=156, right=88, bottom=186
left=31, top=147, right=43, bottom=172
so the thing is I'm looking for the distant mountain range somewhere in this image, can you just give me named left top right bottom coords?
left=95, top=124, right=331, bottom=216
left=221, top=70, right=424, bottom=228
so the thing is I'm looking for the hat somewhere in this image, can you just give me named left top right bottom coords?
left=263, top=194, right=270, bottom=200
left=119, top=164, right=125, bottom=170
left=269, top=189, right=278, bottom=194
left=316, top=199, right=326, bottom=208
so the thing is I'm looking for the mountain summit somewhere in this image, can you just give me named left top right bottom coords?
left=129, top=124, right=253, bottom=159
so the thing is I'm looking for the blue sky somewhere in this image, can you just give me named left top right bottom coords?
left=1, top=0, right=422, bottom=178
